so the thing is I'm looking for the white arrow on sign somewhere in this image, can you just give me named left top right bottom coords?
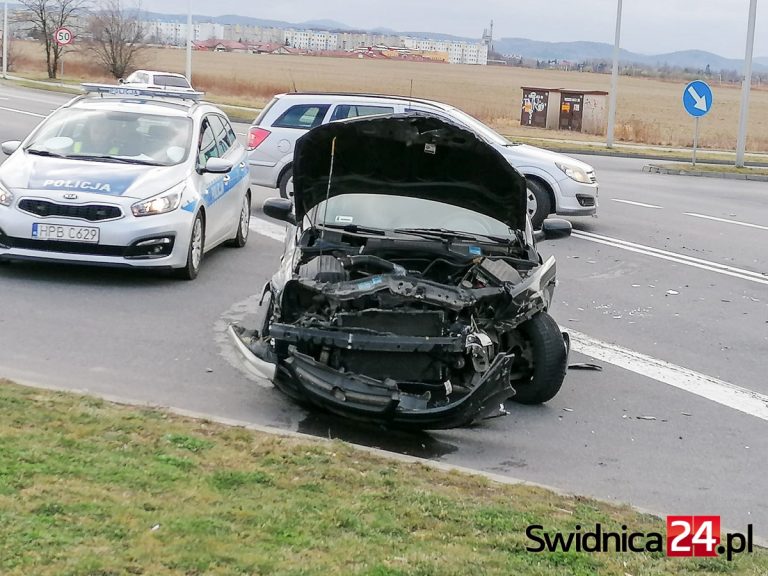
left=687, top=85, right=708, bottom=111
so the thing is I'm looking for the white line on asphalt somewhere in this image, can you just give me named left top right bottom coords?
left=572, top=230, right=768, bottom=286
left=249, top=215, right=288, bottom=241
left=684, top=212, right=768, bottom=232
left=248, top=215, right=768, bottom=422
left=0, top=106, right=46, bottom=118
left=611, top=199, right=663, bottom=209
left=568, top=329, right=768, bottom=422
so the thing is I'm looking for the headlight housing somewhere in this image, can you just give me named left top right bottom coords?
left=0, top=181, right=13, bottom=207
left=131, top=184, right=184, bottom=217
left=555, top=162, right=592, bottom=184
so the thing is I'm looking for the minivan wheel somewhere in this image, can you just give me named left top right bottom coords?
left=279, top=167, right=294, bottom=199
left=511, top=311, right=567, bottom=404
left=527, top=180, right=551, bottom=230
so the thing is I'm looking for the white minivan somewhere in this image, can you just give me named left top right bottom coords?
left=246, top=92, right=598, bottom=228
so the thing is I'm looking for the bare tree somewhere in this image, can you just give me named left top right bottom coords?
left=88, top=0, right=145, bottom=79
left=18, top=0, right=88, bottom=79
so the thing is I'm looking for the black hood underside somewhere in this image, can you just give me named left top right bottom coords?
left=292, top=113, right=528, bottom=231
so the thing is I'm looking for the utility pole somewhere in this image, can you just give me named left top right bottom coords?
left=606, top=0, right=623, bottom=148
left=735, top=0, right=757, bottom=167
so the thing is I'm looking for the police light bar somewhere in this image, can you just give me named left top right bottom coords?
left=81, top=83, right=205, bottom=101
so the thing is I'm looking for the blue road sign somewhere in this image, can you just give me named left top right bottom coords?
left=683, top=80, right=713, bottom=117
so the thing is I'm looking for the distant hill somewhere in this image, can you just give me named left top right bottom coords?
left=493, top=38, right=767, bottom=73
left=136, top=10, right=767, bottom=72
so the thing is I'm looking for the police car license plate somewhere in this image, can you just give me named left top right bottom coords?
left=32, top=223, right=100, bottom=243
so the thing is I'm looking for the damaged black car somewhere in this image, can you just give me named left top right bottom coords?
left=234, top=113, right=572, bottom=429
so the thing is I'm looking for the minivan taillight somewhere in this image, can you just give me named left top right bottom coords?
left=247, top=127, right=271, bottom=150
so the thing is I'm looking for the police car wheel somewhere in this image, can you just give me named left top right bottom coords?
left=228, top=191, right=251, bottom=248
left=174, top=212, right=205, bottom=280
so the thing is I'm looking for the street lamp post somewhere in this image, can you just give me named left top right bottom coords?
left=2, top=1, right=8, bottom=79
left=185, top=0, right=192, bottom=82
left=735, top=0, right=757, bottom=168
left=606, top=0, right=623, bottom=148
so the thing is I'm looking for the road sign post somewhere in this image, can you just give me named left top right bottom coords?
left=682, top=80, right=713, bottom=167
left=53, top=26, right=73, bottom=78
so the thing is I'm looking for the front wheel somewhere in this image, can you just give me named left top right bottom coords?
left=511, top=312, right=567, bottom=404
left=526, top=180, right=551, bottom=230
left=174, top=212, right=205, bottom=280
left=278, top=167, right=294, bottom=199
left=227, top=191, right=251, bottom=248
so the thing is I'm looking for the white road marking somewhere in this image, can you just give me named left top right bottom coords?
left=248, top=216, right=768, bottom=422
left=0, top=106, right=46, bottom=118
left=249, top=215, right=288, bottom=241
left=572, top=230, right=768, bottom=286
left=611, top=199, right=663, bottom=209
left=684, top=212, right=768, bottom=232
left=567, top=329, right=768, bottom=422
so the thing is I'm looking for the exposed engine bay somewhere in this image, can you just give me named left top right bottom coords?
left=244, top=226, right=566, bottom=429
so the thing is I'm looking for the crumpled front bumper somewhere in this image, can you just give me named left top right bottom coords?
left=274, top=349, right=515, bottom=430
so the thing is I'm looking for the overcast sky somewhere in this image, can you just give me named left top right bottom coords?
left=143, top=1, right=766, bottom=59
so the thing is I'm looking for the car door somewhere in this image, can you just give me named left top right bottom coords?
left=209, top=114, right=248, bottom=242
left=196, top=116, right=229, bottom=246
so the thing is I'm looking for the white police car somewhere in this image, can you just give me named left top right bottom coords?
left=0, top=83, right=251, bottom=279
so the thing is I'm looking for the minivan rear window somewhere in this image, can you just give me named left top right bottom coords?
left=273, top=104, right=330, bottom=129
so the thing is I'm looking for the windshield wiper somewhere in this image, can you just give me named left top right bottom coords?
left=317, top=223, right=386, bottom=236
left=26, top=148, right=66, bottom=158
left=65, top=154, right=163, bottom=166
left=393, top=227, right=513, bottom=245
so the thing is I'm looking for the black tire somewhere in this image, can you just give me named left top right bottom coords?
left=278, top=167, right=294, bottom=199
left=526, top=179, right=551, bottom=230
left=227, top=191, right=251, bottom=248
left=512, top=312, right=567, bottom=404
left=173, top=211, right=205, bottom=280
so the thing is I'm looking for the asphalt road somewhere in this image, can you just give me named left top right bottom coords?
left=1, top=83, right=766, bottom=540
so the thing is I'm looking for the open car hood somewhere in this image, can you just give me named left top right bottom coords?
left=292, top=113, right=528, bottom=231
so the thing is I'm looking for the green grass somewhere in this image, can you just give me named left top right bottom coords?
left=0, top=379, right=766, bottom=575
left=655, top=163, right=768, bottom=176
left=505, top=136, right=768, bottom=165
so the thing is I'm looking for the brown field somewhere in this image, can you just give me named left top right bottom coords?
left=10, top=40, right=768, bottom=151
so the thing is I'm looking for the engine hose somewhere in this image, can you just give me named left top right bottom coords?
left=339, top=255, right=407, bottom=276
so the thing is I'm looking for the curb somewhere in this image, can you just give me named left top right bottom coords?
left=643, top=164, right=768, bottom=181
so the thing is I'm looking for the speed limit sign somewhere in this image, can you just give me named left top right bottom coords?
left=54, top=27, right=73, bottom=46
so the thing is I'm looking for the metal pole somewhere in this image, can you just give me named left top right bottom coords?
left=606, top=0, right=622, bottom=148
left=693, top=117, right=699, bottom=167
left=2, top=1, right=8, bottom=79
left=735, top=0, right=757, bottom=167
left=185, top=0, right=192, bottom=82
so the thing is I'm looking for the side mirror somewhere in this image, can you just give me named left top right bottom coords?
left=118, top=78, right=126, bottom=84
left=1, top=141, right=21, bottom=155
left=203, top=157, right=233, bottom=174
left=263, top=197, right=295, bottom=225
left=534, top=218, right=572, bottom=242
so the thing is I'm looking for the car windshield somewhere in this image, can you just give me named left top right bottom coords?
left=24, top=108, right=193, bottom=166
left=307, top=194, right=514, bottom=238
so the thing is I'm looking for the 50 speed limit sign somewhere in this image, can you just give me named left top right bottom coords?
left=54, top=27, right=73, bottom=46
